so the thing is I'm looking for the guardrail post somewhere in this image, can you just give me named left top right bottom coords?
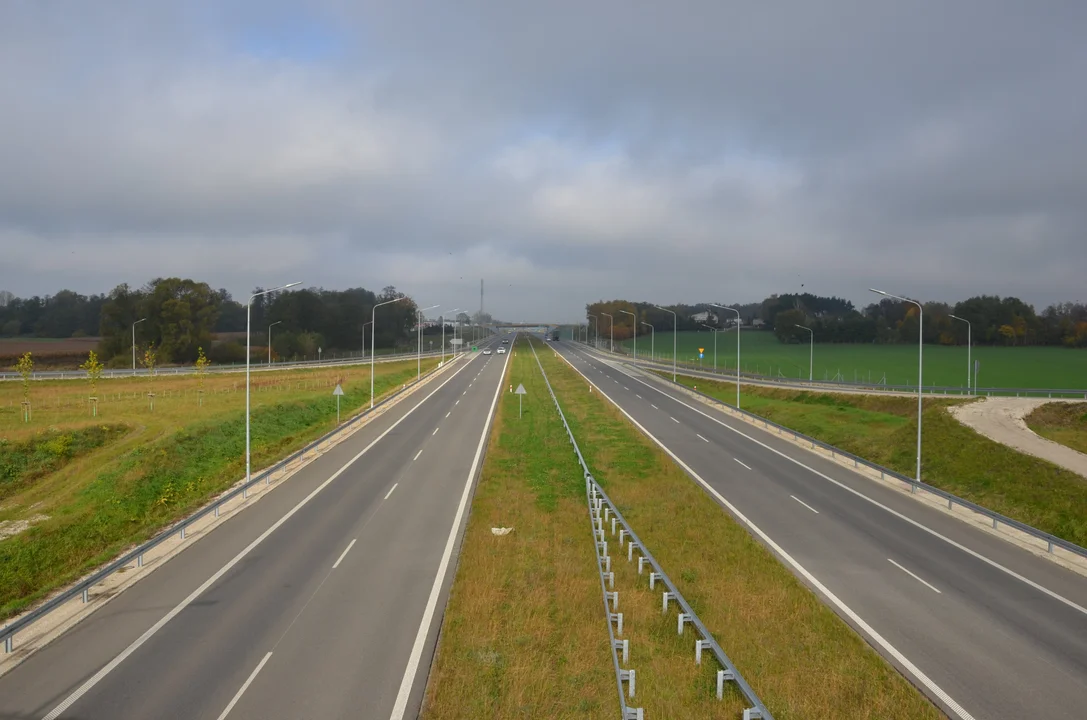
left=81, top=588, right=89, bottom=604
left=605, top=571, right=615, bottom=588
left=649, top=571, right=662, bottom=589
left=696, top=639, right=712, bottom=664
left=214, top=504, right=220, bottom=518
left=618, top=528, right=627, bottom=545
left=621, top=668, right=636, bottom=698
left=628, top=541, right=634, bottom=562
left=605, top=555, right=612, bottom=573
left=4, top=635, right=12, bottom=653
left=677, top=612, right=691, bottom=634
left=606, top=591, right=619, bottom=608
left=743, top=708, right=765, bottom=719
left=1048, top=540, right=1054, bottom=553
left=717, top=669, right=735, bottom=699
left=614, top=638, right=630, bottom=663
left=610, top=612, right=624, bottom=636
left=638, top=557, right=648, bottom=575
left=662, top=591, right=675, bottom=612
left=180, top=525, right=186, bottom=540
left=611, top=517, right=618, bottom=535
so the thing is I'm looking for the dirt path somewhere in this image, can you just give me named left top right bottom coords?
left=949, top=397, right=1087, bottom=479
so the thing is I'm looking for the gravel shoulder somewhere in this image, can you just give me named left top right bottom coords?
left=950, top=397, right=1087, bottom=479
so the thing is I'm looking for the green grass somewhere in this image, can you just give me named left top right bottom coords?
left=538, top=342, right=941, bottom=719
left=0, top=425, right=128, bottom=501
left=0, top=358, right=438, bottom=620
left=616, top=330, right=1087, bottom=389
left=423, top=338, right=616, bottom=719
left=669, top=374, right=1087, bottom=547
left=1025, top=403, right=1087, bottom=456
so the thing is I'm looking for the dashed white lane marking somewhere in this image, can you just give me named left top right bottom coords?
left=216, top=652, right=273, bottom=720
left=790, top=495, right=819, bottom=514
left=697, top=434, right=709, bottom=443
left=332, top=539, right=357, bottom=569
left=734, top=458, right=752, bottom=470
left=889, top=559, right=942, bottom=594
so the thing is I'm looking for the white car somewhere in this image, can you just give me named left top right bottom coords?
left=483, top=349, right=492, bottom=355
left=497, top=347, right=506, bottom=354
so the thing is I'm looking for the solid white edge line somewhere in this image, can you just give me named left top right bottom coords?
left=388, top=334, right=514, bottom=720
left=40, top=355, right=478, bottom=720
left=215, top=651, right=273, bottom=720
left=595, top=348, right=1087, bottom=619
left=697, top=433, right=709, bottom=443
left=384, top=483, right=399, bottom=501
left=889, top=559, right=942, bottom=594
left=332, top=539, right=358, bottom=569
left=735, top=458, right=752, bottom=470
left=791, top=495, right=820, bottom=514
left=553, top=344, right=978, bottom=720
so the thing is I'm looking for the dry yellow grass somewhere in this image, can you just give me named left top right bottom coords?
left=538, top=344, right=943, bottom=720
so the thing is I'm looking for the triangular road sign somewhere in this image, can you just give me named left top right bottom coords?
left=514, top=384, right=527, bottom=395
left=332, top=384, right=344, bottom=396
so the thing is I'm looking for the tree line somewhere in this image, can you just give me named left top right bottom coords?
left=584, top=293, right=1087, bottom=348
left=0, top=279, right=444, bottom=366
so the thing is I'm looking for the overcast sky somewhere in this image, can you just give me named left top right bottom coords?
left=2, top=1, right=1085, bottom=321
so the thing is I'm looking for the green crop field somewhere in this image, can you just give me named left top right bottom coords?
left=612, top=330, right=1087, bottom=390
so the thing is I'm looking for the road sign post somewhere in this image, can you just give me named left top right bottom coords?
left=515, top=383, right=527, bottom=418
left=333, top=383, right=344, bottom=424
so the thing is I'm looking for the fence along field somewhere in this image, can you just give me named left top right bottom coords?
left=616, top=330, right=1087, bottom=389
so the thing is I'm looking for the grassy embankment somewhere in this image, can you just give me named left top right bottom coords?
left=617, top=330, right=1087, bottom=389
left=664, top=374, right=1087, bottom=547
left=0, top=356, right=440, bottom=619
left=1026, top=403, right=1087, bottom=456
left=426, top=337, right=940, bottom=718
left=538, top=341, right=941, bottom=718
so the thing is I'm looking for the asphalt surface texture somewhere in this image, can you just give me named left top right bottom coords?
left=553, top=339, right=1087, bottom=720
left=0, top=335, right=513, bottom=720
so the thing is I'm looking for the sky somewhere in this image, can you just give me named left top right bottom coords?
left=1, top=1, right=1085, bottom=322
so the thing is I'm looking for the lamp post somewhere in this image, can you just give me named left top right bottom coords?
left=247, top=282, right=301, bottom=486
left=361, top=320, right=373, bottom=359
left=602, top=313, right=614, bottom=353
left=701, top=324, right=721, bottom=370
left=587, top=314, right=598, bottom=348
left=871, top=288, right=923, bottom=483
left=131, top=317, right=147, bottom=375
left=949, top=314, right=972, bottom=395
left=652, top=305, right=677, bottom=382
left=641, top=322, right=655, bottom=361
left=710, top=305, right=741, bottom=409
left=372, top=296, right=411, bottom=409
left=796, top=324, right=814, bottom=383
left=441, top=308, right=460, bottom=366
left=619, top=309, right=636, bottom=365
left=267, top=320, right=282, bottom=365
left=417, top=304, right=439, bottom=382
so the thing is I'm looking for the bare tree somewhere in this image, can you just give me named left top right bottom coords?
left=14, top=352, right=33, bottom=422
left=195, top=346, right=210, bottom=407
left=142, top=344, right=158, bottom=411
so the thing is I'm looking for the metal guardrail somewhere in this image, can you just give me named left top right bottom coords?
left=620, top=356, right=1087, bottom=564
left=528, top=339, right=771, bottom=720
left=579, top=341, right=1087, bottom=399
left=0, top=348, right=462, bottom=382
left=0, top=354, right=465, bottom=654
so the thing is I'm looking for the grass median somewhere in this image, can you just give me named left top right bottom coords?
left=0, top=356, right=441, bottom=619
left=665, top=374, right=1087, bottom=547
left=1026, top=402, right=1087, bottom=456
left=541, top=343, right=942, bottom=719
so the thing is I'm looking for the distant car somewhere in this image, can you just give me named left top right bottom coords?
left=483, top=349, right=492, bottom=355
left=502, top=339, right=509, bottom=344
left=497, top=347, right=506, bottom=354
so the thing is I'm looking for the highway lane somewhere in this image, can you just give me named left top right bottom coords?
left=0, top=335, right=512, bottom=720
left=552, top=340, right=1087, bottom=720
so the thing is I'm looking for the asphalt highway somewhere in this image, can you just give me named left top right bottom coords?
left=553, top=339, right=1087, bottom=720
left=0, top=335, right=513, bottom=720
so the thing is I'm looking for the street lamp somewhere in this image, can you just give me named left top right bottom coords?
left=710, top=305, right=741, bottom=409
left=268, top=320, right=282, bottom=365
left=602, top=313, right=614, bottom=353
left=701, top=324, right=722, bottom=371
left=440, top=308, right=460, bottom=365
left=372, top=296, right=411, bottom=409
left=619, top=309, right=636, bottom=365
left=587, top=314, right=598, bottom=348
left=247, top=282, right=302, bottom=486
left=131, top=317, right=147, bottom=375
left=417, top=304, right=440, bottom=382
left=871, top=288, right=923, bottom=483
left=652, top=305, right=678, bottom=382
left=361, top=320, right=373, bottom=359
left=641, top=322, right=655, bottom=361
left=949, top=314, right=972, bottom=395
left=796, top=324, right=814, bottom=383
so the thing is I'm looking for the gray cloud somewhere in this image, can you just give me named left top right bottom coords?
left=1, top=1, right=1085, bottom=319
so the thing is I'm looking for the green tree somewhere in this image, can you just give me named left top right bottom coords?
left=142, top=344, right=158, bottom=410
left=143, top=278, right=222, bottom=363
left=79, top=351, right=104, bottom=416
left=195, top=346, right=210, bottom=406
